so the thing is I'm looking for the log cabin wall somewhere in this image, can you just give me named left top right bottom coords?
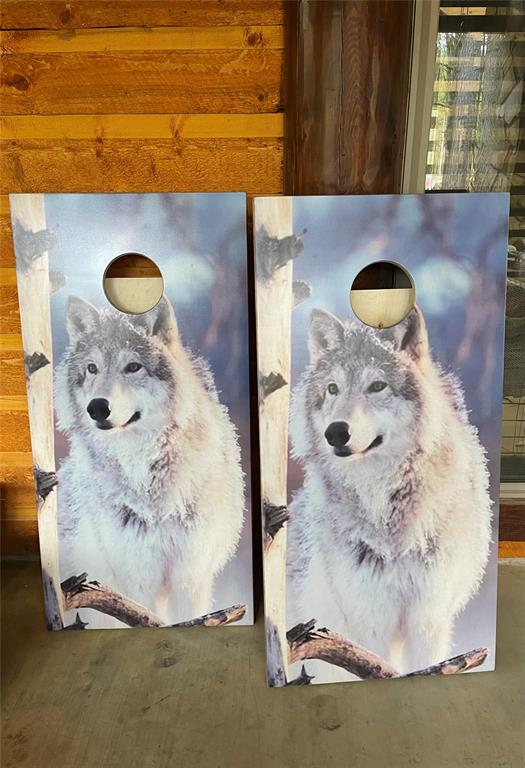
left=0, top=0, right=284, bottom=556
left=0, top=0, right=522, bottom=557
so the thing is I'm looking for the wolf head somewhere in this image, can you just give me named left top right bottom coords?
left=56, top=295, right=179, bottom=436
left=291, top=306, right=431, bottom=467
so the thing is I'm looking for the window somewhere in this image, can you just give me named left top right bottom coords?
left=426, top=0, right=525, bottom=486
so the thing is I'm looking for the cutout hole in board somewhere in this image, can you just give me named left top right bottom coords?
left=350, top=261, right=415, bottom=329
left=103, top=253, right=164, bottom=315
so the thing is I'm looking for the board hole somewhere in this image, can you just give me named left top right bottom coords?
left=349, top=261, right=415, bottom=329
left=103, top=253, right=164, bottom=315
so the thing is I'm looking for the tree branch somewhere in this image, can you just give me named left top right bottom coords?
left=263, top=500, right=290, bottom=548
left=286, top=665, right=315, bottom=686
left=60, top=573, right=247, bottom=629
left=404, top=647, right=488, bottom=677
left=287, top=619, right=489, bottom=681
left=287, top=620, right=397, bottom=679
left=62, top=574, right=162, bottom=627
left=172, top=604, right=246, bottom=627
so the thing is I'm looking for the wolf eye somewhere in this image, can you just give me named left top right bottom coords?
left=327, top=382, right=339, bottom=395
left=368, top=380, right=387, bottom=393
left=87, top=363, right=98, bottom=374
left=124, top=362, right=142, bottom=374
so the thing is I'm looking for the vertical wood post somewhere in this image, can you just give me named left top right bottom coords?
left=10, top=194, right=63, bottom=629
left=285, top=0, right=415, bottom=195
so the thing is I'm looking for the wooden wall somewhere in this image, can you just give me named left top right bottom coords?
left=0, top=0, right=522, bottom=558
left=0, top=0, right=284, bottom=556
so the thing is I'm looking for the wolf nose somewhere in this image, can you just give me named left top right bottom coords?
left=87, top=398, right=110, bottom=422
left=325, top=421, right=350, bottom=448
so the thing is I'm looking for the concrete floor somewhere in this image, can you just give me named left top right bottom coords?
left=1, top=561, right=524, bottom=768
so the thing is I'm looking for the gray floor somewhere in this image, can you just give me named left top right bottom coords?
left=2, top=560, right=524, bottom=768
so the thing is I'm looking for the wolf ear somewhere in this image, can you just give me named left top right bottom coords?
left=131, top=295, right=178, bottom=343
left=309, top=309, right=345, bottom=363
left=66, top=296, right=100, bottom=344
left=383, top=305, right=429, bottom=363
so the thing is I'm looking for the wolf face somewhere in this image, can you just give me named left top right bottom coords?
left=291, top=307, right=430, bottom=469
left=56, top=296, right=177, bottom=436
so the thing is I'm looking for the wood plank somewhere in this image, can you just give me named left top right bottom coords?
left=0, top=266, right=16, bottom=285
left=1, top=520, right=38, bottom=555
left=0, top=504, right=36, bottom=520
left=498, top=540, right=525, bottom=558
left=1, top=113, right=284, bottom=139
left=0, top=451, right=33, bottom=468
left=499, top=502, right=525, bottom=542
left=0, top=216, right=15, bottom=268
left=0, top=411, right=31, bottom=453
left=0, top=138, right=283, bottom=193
left=285, top=0, right=414, bottom=194
left=0, top=285, right=21, bottom=333
left=0, top=25, right=284, bottom=53
left=0, top=1, right=284, bottom=30
left=0, top=465, right=35, bottom=510
left=0, top=192, right=15, bottom=270
left=0, top=395, right=27, bottom=411
left=1, top=50, right=283, bottom=114
left=0, top=339, right=26, bottom=398
left=0, top=334, right=23, bottom=351
left=4, top=560, right=525, bottom=767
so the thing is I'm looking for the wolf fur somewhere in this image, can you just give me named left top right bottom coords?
left=287, top=306, right=492, bottom=679
left=56, top=295, right=244, bottom=626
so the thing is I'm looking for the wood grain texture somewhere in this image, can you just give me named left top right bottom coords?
left=1, top=138, right=283, bottom=193
left=0, top=1, right=285, bottom=30
left=1, top=50, right=283, bottom=115
left=499, top=541, right=525, bottom=558
left=285, top=0, right=414, bottom=194
left=0, top=350, right=26, bottom=400
left=499, top=503, right=525, bottom=542
left=1, top=560, right=524, bottom=767
left=0, top=211, right=15, bottom=267
left=0, top=519, right=38, bottom=555
left=0, top=25, right=284, bottom=52
left=0, top=284, right=22, bottom=333
left=0, top=411, right=31, bottom=452
left=0, top=0, right=285, bottom=558
left=1, top=113, right=284, bottom=139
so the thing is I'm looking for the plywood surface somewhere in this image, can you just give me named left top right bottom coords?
left=0, top=1, right=284, bottom=556
left=1, top=559, right=524, bottom=768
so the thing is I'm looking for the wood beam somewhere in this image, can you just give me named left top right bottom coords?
left=285, top=0, right=415, bottom=195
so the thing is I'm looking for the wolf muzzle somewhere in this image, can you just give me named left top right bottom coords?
left=325, top=421, right=383, bottom=457
left=325, top=421, right=350, bottom=451
left=87, top=398, right=110, bottom=422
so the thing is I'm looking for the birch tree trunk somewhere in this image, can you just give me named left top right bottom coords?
left=254, top=197, right=294, bottom=686
left=10, top=194, right=63, bottom=629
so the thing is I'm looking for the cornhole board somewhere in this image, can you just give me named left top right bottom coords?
left=10, top=192, right=253, bottom=630
left=254, top=193, right=508, bottom=686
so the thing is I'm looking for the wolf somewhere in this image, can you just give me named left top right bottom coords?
left=55, top=294, right=245, bottom=627
left=287, top=306, right=492, bottom=680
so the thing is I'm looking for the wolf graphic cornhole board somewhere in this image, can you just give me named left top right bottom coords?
left=254, top=194, right=508, bottom=686
left=11, top=193, right=253, bottom=630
